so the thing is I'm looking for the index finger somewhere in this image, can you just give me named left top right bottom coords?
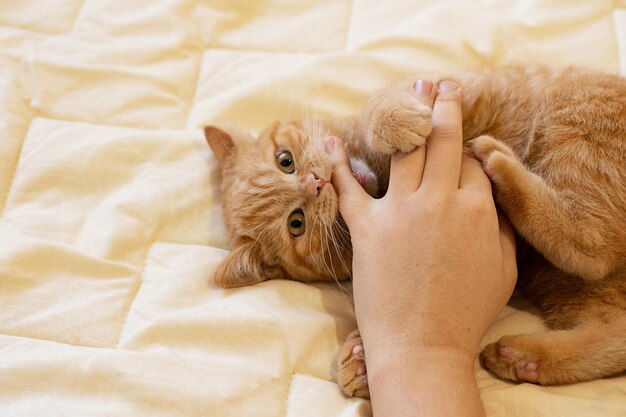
left=420, top=81, right=464, bottom=192
left=387, top=80, right=437, bottom=197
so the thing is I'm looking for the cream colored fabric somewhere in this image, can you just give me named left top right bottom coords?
left=1, top=1, right=624, bottom=416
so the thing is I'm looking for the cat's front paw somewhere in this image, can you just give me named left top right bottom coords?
left=480, top=335, right=543, bottom=383
left=337, top=329, right=370, bottom=399
left=470, top=135, right=518, bottom=178
left=366, top=91, right=432, bottom=154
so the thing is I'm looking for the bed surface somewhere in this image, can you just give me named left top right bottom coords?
left=1, top=1, right=625, bottom=416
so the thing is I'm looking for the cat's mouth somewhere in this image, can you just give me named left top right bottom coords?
left=347, top=157, right=378, bottom=197
left=352, top=170, right=367, bottom=189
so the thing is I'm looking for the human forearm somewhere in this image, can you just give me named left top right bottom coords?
left=366, top=345, right=485, bottom=417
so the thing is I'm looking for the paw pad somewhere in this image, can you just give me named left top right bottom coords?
left=481, top=340, right=542, bottom=384
left=337, top=331, right=369, bottom=398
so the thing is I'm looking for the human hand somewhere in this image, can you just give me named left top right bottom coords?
left=326, top=80, right=517, bottom=416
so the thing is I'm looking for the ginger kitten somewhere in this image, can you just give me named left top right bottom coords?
left=205, top=66, right=626, bottom=398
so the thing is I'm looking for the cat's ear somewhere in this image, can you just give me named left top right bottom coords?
left=204, top=125, right=236, bottom=164
left=212, top=240, right=284, bottom=288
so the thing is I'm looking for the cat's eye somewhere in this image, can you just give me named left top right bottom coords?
left=276, top=150, right=295, bottom=174
left=288, top=209, right=306, bottom=237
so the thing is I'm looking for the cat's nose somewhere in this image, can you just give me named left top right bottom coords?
left=306, top=173, right=330, bottom=197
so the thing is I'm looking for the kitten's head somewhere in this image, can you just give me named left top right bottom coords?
left=205, top=120, right=377, bottom=288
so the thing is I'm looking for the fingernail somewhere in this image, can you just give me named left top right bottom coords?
left=324, top=136, right=336, bottom=154
left=414, top=79, right=433, bottom=95
left=439, top=80, right=459, bottom=91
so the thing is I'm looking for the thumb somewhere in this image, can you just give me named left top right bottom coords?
left=325, top=136, right=370, bottom=218
left=412, top=79, right=438, bottom=109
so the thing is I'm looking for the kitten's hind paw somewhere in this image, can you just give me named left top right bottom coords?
left=480, top=336, right=542, bottom=384
left=337, top=329, right=370, bottom=399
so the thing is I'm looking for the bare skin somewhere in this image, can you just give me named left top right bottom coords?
left=326, top=80, right=517, bottom=417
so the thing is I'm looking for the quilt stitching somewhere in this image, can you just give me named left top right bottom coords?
left=115, top=241, right=153, bottom=348
left=68, top=0, right=87, bottom=33
left=184, top=51, right=207, bottom=129
left=282, top=371, right=296, bottom=417
left=0, top=119, right=32, bottom=219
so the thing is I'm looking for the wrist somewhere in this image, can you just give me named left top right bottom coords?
left=357, top=318, right=482, bottom=364
left=366, top=343, right=476, bottom=380
left=365, top=346, right=484, bottom=417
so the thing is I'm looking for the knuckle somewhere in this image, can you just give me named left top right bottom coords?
left=462, top=194, right=495, bottom=215
left=430, top=123, right=462, bottom=140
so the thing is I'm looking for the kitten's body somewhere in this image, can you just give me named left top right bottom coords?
left=206, top=66, right=626, bottom=397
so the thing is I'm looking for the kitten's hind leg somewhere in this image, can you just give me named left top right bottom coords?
left=337, top=329, right=370, bottom=398
left=480, top=311, right=626, bottom=384
left=471, top=135, right=615, bottom=281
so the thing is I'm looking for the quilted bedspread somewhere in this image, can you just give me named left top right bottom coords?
left=1, top=1, right=625, bottom=416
